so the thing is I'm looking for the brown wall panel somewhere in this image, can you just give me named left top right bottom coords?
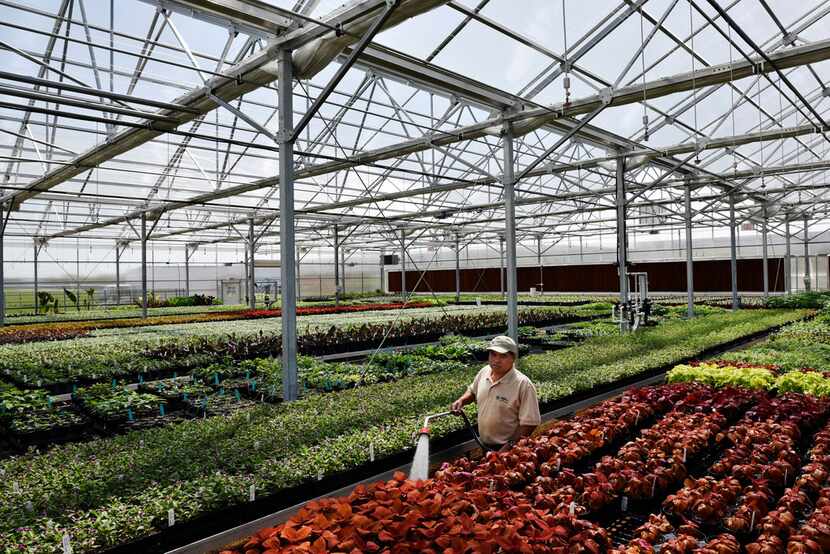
left=388, top=258, right=785, bottom=293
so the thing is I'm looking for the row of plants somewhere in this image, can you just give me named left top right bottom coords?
left=0, top=338, right=494, bottom=451
left=0, top=308, right=805, bottom=552
left=0, top=301, right=436, bottom=346
left=668, top=362, right=830, bottom=396
left=0, top=305, right=528, bottom=390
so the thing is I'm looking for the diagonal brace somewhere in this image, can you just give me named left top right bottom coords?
left=290, top=0, right=401, bottom=142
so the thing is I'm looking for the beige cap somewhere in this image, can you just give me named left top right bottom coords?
left=487, top=335, right=518, bottom=356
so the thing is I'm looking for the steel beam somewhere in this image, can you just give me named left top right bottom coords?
left=278, top=48, right=299, bottom=402
left=616, top=157, right=628, bottom=314
left=248, top=217, right=256, bottom=309
left=804, top=215, right=812, bottom=292
left=454, top=235, right=461, bottom=302
left=729, top=193, right=739, bottom=311
left=333, top=225, right=340, bottom=305
left=503, top=126, right=517, bottom=342
left=400, top=228, right=406, bottom=300
left=684, top=182, right=694, bottom=318
left=785, top=218, right=792, bottom=294
left=762, top=207, right=769, bottom=301
left=141, top=212, right=148, bottom=318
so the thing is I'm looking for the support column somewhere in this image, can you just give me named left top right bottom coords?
left=278, top=48, right=298, bottom=402
left=379, top=249, right=385, bottom=294
left=615, top=157, right=628, bottom=310
left=537, top=234, right=543, bottom=293
left=503, top=126, right=518, bottom=341
left=340, top=246, right=346, bottom=299
left=33, top=240, right=41, bottom=314
left=804, top=215, right=811, bottom=292
left=729, top=192, right=739, bottom=311
left=400, top=229, right=406, bottom=301
left=684, top=182, right=694, bottom=318
left=296, top=249, right=302, bottom=302
left=761, top=204, right=769, bottom=302
left=115, top=241, right=125, bottom=307
left=454, top=234, right=461, bottom=303
left=499, top=235, right=505, bottom=297
left=141, top=212, right=148, bottom=318
left=243, top=248, right=249, bottom=306
left=785, top=218, right=792, bottom=294
left=333, top=225, right=340, bottom=306
left=184, top=244, right=195, bottom=297
left=248, top=217, right=256, bottom=309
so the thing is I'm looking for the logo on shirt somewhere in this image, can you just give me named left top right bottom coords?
left=495, top=395, right=510, bottom=404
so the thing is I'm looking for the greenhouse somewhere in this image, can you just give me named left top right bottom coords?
left=5, top=0, right=830, bottom=552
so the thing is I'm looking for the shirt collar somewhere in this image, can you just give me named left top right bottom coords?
left=487, top=365, right=517, bottom=386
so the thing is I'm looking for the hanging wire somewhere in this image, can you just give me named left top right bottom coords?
left=562, top=0, right=571, bottom=105
left=640, top=9, right=649, bottom=141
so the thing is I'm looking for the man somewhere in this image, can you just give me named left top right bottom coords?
left=450, top=335, right=541, bottom=451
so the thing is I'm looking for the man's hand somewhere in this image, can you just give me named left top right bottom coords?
left=451, top=390, right=474, bottom=413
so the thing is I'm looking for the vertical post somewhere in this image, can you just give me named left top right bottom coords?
left=761, top=204, right=769, bottom=302
left=278, top=48, right=298, bottom=402
left=616, top=156, right=628, bottom=308
left=400, top=229, right=406, bottom=301
left=503, top=126, right=518, bottom=341
left=115, top=241, right=123, bottom=307
left=804, top=215, right=811, bottom=292
left=729, top=192, right=739, bottom=311
left=333, top=225, right=340, bottom=306
left=537, top=234, right=543, bottom=293
left=454, top=234, right=461, bottom=303
left=243, top=248, right=249, bottom=306
left=141, top=212, right=148, bottom=318
left=184, top=245, right=191, bottom=297
left=684, top=182, right=694, bottom=318
left=296, top=249, right=302, bottom=301
left=499, top=235, right=505, bottom=297
left=75, top=238, right=80, bottom=312
left=340, top=247, right=346, bottom=298
left=379, top=250, right=385, bottom=294
left=33, top=240, right=40, bottom=314
left=785, top=218, right=791, bottom=294
left=248, top=217, right=256, bottom=309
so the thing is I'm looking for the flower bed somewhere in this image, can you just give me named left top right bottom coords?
left=0, top=302, right=435, bottom=346
left=0, top=309, right=806, bottom=553
left=226, top=381, right=830, bottom=554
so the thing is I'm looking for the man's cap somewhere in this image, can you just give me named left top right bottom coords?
left=487, top=335, right=518, bottom=356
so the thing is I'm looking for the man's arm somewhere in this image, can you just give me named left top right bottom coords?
left=451, top=389, right=475, bottom=413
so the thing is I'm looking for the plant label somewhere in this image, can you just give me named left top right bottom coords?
left=475, top=297, right=481, bottom=307
left=254, top=441, right=260, bottom=449
left=568, top=501, right=575, bottom=516
left=621, top=496, right=629, bottom=512
left=112, top=379, right=117, bottom=389
left=369, top=442, right=375, bottom=462
left=554, top=458, right=560, bottom=472
left=489, top=480, right=494, bottom=493
left=12, top=481, right=19, bottom=494
left=234, top=390, right=241, bottom=401
left=651, top=476, right=657, bottom=498
left=750, top=510, right=756, bottom=532
left=682, top=447, right=687, bottom=463
left=249, top=484, right=256, bottom=502
left=317, top=469, right=323, bottom=481
left=635, top=411, right=639, bottom=426
left=246, top=412, right=251, bottom=423
left=24, top=500, right=33, bottom=512
left=37, top=379, right=41, bottom=387
left=214, top=373, right=219, bottom=385
left=168, top=508, right=175, bottom=527
left=127, top=408, right=134, bottom=421
left=62, top=534, right=72, bottom=554
left=159, top=404, right=165, bottom=417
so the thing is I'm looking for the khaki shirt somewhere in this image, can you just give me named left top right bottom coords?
left=467, top=365, right=541, bottom=446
